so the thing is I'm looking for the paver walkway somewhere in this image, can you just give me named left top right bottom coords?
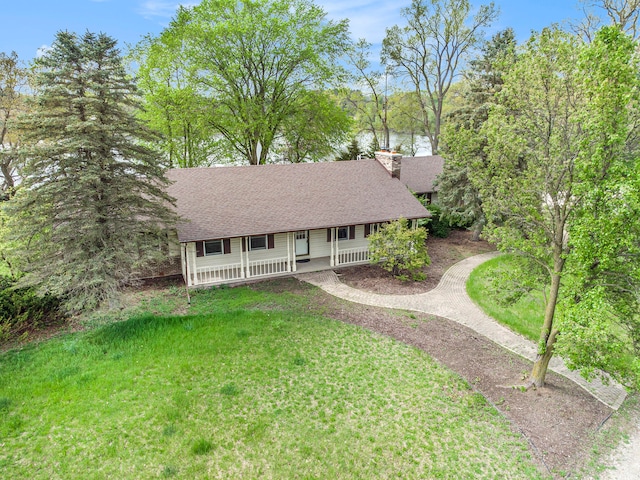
left=297, top=252, right=627, bottom=410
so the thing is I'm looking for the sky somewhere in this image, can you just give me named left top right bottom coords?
left=2, top=1, right=589, bottom=63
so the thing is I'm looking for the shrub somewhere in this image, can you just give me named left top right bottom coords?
left=424, top=203, right=451, bottom=238
left=0, top=276, right=65, bottom=342
left=368, top=218, right=430, bottom=281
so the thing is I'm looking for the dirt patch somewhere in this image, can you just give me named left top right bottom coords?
left=338, top=229, right=495, bottom=294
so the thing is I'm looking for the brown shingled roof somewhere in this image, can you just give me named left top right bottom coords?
left=399, top=156, right=445, bottom=194
left=167, top=159, right=429, bottom=243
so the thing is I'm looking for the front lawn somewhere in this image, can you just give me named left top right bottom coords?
left=466, top=254, right=545, bottom=342
left=0, top=284, right=543, bottom=479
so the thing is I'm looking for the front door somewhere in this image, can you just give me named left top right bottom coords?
left=295, top=231, right=309, bottom=256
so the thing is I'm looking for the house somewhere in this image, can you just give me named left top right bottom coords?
left=167, top=152, right=429, bottom=287
left=398, top=155, right=445, bottom=203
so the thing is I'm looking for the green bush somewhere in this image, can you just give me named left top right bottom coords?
left=0, top=276, right=65, bottom=342
left=425, top=204, right=451, bottom=238
left=368, top=218, right=430, bottom=281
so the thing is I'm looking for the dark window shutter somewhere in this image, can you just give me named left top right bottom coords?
left=364, top=224, right=371, bottom=237
left=242, top=238, right=246, bottom=252
left=327, top=229, right=331, bottom=242
left=349, top=225, right=356, bottom=240
left=223, top=238, right=231, bottom=254
left=268, top=234, right=275, bottom=249
left=195, top=241, right=204, bottom=257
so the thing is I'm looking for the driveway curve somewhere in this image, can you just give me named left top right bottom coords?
left=297, top=252, right=627, bottom=411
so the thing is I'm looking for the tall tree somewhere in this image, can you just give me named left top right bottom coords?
left=556, top=26, right=640, bottom=389
left=130, top=34, right=216, bottom=168
left=437, top=28, right=516, bottom=240
left=347, top=39, right=391, bottom=149
left=135, top=0, right=351, bottom=165
left=479, top=27, right=640, bottom=388
left=0, top=51, right=28, bottom=199
left=382, top=0, right=498, bottom=154
left=6, top=31, right=177, bottom=311
left=388, top=91, right=425, bottom=155
left=574, top=0, right=640, bottom=40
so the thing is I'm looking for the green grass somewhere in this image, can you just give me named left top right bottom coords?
left=0, top=282, right=545, bottom=479
left=467, top=255, right=545, bottom=342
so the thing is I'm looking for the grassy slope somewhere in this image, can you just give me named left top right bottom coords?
left=467, top=255, right=545, bottom=342
left=0, top=284, right=544, bottom=479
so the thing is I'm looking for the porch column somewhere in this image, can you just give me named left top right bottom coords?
left=239, top=237, right=245, bottom=278
left=189, top=243, right=198, bottom=286
left=287, top=232, right=291, bottom=273
left=245, top=236, right=251, bottom=278
left=330, top=228, right=335, bottom=266
left=334, top=228, right=339, bottom=267
left=291, top=232, right=297, bottom=272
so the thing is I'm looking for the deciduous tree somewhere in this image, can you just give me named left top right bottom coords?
left=135, top=0, right=351, bottom=165
left=382, top=0, right=498, bottom=154
left=0, top=51, right=28, bottom=199
left=6, top=31, right=177, bottom=312
left=480, top=27, right=640, bottom=389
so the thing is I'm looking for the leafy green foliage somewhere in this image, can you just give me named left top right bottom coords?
left=368, top=218, right=430, bottom=281
left=0, top=51, right=28, bottom=198
left=554, top=27, right=640, bottom=390
left=478, top=26, right=640, bottom=388
left=0, top=276, right=64, bottom=342
left=423, top=203, right=451, bottom=238
left=5, top=31, right=177, bottom=312
left=438, top=29, right=516, bottom=240
left=134, top=0, right=351, bottom=165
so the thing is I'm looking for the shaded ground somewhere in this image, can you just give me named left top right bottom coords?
left=339, top=228, right=495, bottom=294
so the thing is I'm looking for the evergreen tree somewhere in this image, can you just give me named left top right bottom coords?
left=437, top=29, right=516, bottom=240
left=6, top=31, right=177, bottom=311
left=336, top=137, right=363, bottom=161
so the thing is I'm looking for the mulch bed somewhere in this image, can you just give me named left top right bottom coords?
left=338, top=228, right=495, bottom=294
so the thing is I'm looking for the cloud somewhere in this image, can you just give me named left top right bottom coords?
left=137, top=1, right=198, bottom=19
left=36, top=45, right=52, bottom=58
left=318, top=0, right=406, bottom=43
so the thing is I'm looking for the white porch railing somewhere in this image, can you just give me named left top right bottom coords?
left=195, top=263, right=243, bottom=285
left=248, top=257, right=289, bottom=278
left=337, top=247, right=370, bottom=266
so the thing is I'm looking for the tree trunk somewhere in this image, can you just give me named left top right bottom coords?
left=529, top=335, right=556, bottom=387
left=529, top=264, right=563, bottom=387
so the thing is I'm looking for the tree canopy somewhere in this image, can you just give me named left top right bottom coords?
left=133, top=0, right=352, bottom=165
left=478, top=26, right=640, bottom=389
left=5, top=31, right=177, bottom=311
left=0, top=51, right=28, bottom=199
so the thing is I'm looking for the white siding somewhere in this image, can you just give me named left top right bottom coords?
left=308, top=226, right=370, bottom=259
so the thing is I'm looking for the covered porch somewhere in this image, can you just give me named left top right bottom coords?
left=182, top=227, right=372, bottom=287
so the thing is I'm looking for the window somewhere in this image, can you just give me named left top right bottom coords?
left=250, top=235, right=267, bottom=250
left=337, top=227, right=349, bottom=240
left=204, top=239, right=223, bottom=256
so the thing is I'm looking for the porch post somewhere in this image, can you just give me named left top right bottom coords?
left=239, top=237, right=245, bottom=279
left=334, top=228, right=339, bottom=266
left=330, top=228, right=335, bottom=266
left=291, top=232, right=297, bottom=272
left=189, top=243, right=198, bottom=286
left=287, top=232, right=291, bottom=273
left=245, top=236, right=251, bottom=278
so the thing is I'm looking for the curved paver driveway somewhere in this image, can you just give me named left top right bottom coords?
left=297, top=252, right=627, bottom=410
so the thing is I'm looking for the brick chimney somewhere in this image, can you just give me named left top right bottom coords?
left=375, top=150, right=402, bottom=179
